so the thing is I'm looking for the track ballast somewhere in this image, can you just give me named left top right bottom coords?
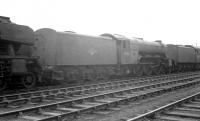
left=0, top=72, right=200, bottom=121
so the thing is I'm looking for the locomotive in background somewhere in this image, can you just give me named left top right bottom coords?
left=34, top=28, right=200, bottom=85
left=167, top=44, right=200, bottom=72
left=0, top=16, right=42, bottom=90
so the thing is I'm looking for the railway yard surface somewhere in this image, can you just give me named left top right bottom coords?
left=78, top=77, right=200, bottom=121
left=0, top=72, right=200, bottom=121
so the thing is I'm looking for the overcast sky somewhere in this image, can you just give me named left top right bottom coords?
left=1, top=0, right=200, bottom=46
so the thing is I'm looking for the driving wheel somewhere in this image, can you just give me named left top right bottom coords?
left=22, top=73, right=36, bottom=89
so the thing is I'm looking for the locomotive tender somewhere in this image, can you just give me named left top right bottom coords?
left=0, top=16, right=41, bottom=90
left=34, top=28, right=200, bottom=84
left=166, top=44, right=200, bottom=72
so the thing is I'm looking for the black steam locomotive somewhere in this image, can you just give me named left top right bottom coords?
left=0, top=16, right=41, bottom=90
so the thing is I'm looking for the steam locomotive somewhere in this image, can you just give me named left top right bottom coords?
left=0, top=16, right=41, bottom=90
left=34, top=28, right=200, bottom=84
left=1, top=16, right=200, bottom=90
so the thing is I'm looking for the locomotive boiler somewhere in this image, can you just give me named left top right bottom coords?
left=0, top=16, right=41, bottom=90
left=34, top=29, right=169, bottom=84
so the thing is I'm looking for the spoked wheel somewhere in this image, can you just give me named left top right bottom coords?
left=0, top=78, right=7, bottom=91
left=22, top=73, right=36, bottom=89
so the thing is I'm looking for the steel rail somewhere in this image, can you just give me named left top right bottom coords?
left=127, top=90, right=200, bottom=121
left=0, top=72, right=195, bottom=106
left=0, top=73, right=200, bottom=121
left=0, top=71, right=193, bottom=96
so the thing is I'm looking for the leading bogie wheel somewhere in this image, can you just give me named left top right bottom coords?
left=0, top=78, right=7, bottom=91
left=22, top=73, right=36, bottom=89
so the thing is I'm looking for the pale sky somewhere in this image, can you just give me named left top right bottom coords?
left=1, top=0, right=200, bottom=46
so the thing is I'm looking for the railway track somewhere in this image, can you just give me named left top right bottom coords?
left=0, top=72, right=200, bottom=121
left=0, top=72, right=196, bottom=107
left=0, top=74, right=176, bottom=95
left=127, top=90, right=200, bottom=121
left=0, top=72, right=188, bottom=96
left=1, top=71, right=197, bottom=95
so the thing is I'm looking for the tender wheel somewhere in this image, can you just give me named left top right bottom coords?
left=22, top=73, right=36, bottom=89
left=0, top=78, right=7, bottom=91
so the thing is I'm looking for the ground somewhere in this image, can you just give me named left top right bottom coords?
left=74, top=83, right=200, bottom=121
